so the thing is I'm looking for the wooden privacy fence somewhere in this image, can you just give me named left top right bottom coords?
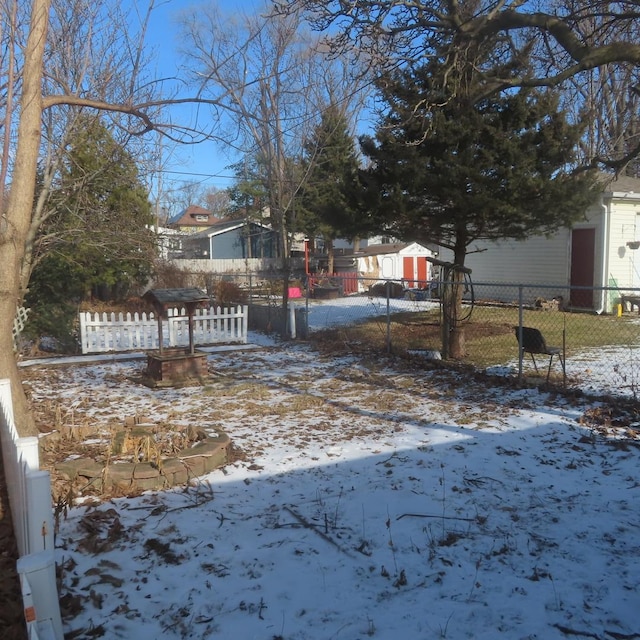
left=0, top=380, right=63, bottom=639
left=79, top=305, right=248, bottom=354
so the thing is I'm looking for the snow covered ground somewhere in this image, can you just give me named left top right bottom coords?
left=21, top=333, right=640, bottom=640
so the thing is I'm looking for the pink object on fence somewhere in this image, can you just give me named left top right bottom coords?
left=288, top=287, right=302, bottom=298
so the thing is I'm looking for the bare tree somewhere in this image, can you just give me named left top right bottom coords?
left=18, top=0, right=168, bottom=296
left=1, top=0, right=51, bottom=434
left=555, top=1, right=640, bottom=173
left=179, top=3, right=370, bottom=268
left=160, top=181, right=231, bottom=221
left=277, top=0, right=640, bottom=171
left=204, top=188, right=232, bottom=218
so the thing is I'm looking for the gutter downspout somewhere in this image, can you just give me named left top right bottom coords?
left=596, top=194, right=610, bottom=314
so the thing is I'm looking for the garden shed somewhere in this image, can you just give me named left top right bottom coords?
left=354, top=242, right=436, bottom=291
left=438, top=176, right=640, bottom=312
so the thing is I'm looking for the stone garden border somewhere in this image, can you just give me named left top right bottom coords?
left=56, top=432, right=230, bottom=495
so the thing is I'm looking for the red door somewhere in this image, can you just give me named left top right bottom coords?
left=570, top=228, right=595, bottom=308
left=403, top=256, right=415, bottom=286
left=417, top=257, right=427, bottom=286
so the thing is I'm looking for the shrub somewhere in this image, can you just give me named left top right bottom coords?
left=369, top=281, right=405, bottom=298
left=152, top=261, right=194, bottom=289
left=209, top=279, right=247, bottom=305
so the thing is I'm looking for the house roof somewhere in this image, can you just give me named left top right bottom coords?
left=354, top=242, right=436, bottom=257
left=168, top=205, right=221, bottom=228
left=355, top=243, right=410, bottom=257
left=188, top=218, right=272, bottom=239
left=604, top=174, right=640, bottom=195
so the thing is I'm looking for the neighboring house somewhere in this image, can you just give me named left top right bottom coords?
left=181, top=218, right=278, bottom=259
left=354, top=242, right=436, bottom=289
left=438, top=175, right=640, bottom=312
left=167, top=205, right=221, bottom=234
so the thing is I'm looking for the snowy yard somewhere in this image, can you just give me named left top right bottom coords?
left=302, top=295, right=640, bottom=399
left=21, top=334, right=640, bottom=639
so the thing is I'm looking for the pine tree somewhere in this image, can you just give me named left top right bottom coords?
left=26, top=116, right=155, bottom=347
left=361, top=61, right=600, bottom=358
left=298, top=106, right=369, bottom=273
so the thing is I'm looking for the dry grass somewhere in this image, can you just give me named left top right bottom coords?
left=307, top=303, right=640, bottom=371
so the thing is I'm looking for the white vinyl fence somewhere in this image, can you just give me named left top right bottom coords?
left=0, top=380, right=63, bottom=640
left=79, top=305, right=248, bottom=354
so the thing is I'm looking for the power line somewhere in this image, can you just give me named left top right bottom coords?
left=158, top=169, right=235, bottom=179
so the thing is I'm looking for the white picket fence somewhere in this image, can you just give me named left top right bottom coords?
left=0, top=379, right=63, bottom=640
left=79, top=305, right=248, bottom=354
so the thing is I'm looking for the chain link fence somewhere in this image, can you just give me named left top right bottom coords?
left=181, top=270, right=640, bottom=400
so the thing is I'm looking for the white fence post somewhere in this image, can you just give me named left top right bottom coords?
left=17, top=550, right=64, bottom=639
left=26, top=470, right=55, bottom=554
left=0, top=377, right=15, bottom=424
left=15, top=437, right=39, bottom=556
left=0, top=379, right=63, bottom=640
left=288, top=302, right=296, bottom=339
left=241, top=304, right=248, bottom=342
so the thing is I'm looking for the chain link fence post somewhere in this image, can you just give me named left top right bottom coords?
left=386, top=280, right=391, bottom=354
left=517, top=285, right=523, bottom=382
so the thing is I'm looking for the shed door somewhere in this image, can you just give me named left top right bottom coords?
left=402, top=256, right=430, bottom=287
left=570, top=228, right=595, bottom=308
left=417, top=257, right=428, bottom=284
left=403, top=257, right=415, bottom=286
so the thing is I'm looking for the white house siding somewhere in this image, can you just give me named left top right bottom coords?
left=439, top=230, right=572, bottom=304
left=436, top=196, right=640, bottom=311
left=434, top=200, right=612, bottom=306
left=605, top=196, right=640, bottom=293
left=430, top=179, right=640, bottom=311
left=466, top=232, right=570, bottom=285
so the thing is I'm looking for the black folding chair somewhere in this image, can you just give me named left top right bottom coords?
left=514, top=326, right=565, bottom=382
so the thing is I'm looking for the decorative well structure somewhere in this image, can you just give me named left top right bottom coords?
left=141, top=288, right=210, bottom=386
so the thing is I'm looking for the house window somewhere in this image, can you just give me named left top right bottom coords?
left=194, top=214, right=208, bottom=222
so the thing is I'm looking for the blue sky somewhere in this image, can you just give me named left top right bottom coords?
left=143, top=0, right=265, bottom=195
left=141, top=0, right=374, bottom=206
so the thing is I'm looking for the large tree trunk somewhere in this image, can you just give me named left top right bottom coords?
left=448, top=269, right=467, bottom=360
left=326, top=238, right=335, bottom=275
left=444, top=237, right=468, bottom=360
left=0, top=0, right=51, bottom=437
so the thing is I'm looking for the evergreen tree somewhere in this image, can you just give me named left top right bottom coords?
left=361, top=61, right=600, bottom=358
left=25, top=116, right=155, bottom=348
left=298, top=106, right=368, bottom=273
left=227, top=158, right=269, bottom=220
